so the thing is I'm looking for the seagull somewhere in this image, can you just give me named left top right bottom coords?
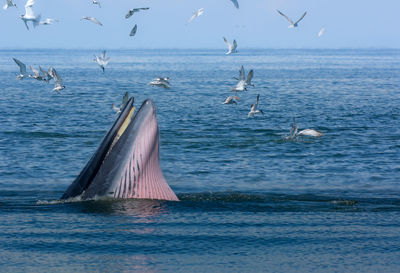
left=12, top=58, right=27, bottom=80
left=230, top=0, right=239, bottom=9
left=39, top=66, right=52, bottom=83
left=81, top=16, right=103, bottom=26
left=149, top=77, right=170, bottom=89
left=277, top=10, right=307, bottom=28
left=223, top=37, right=237, bottom=55
left=93, top=51, right=110, bottom=72
left=248, top=94, right=264, bottom=118
left=188, top=8, right=204, bottom=23
left=3, top=0, right=17, bottom=10
left=231, top=66, right=254, bottom=93
left=92, top=0, right=101, bottom=8
left=20, top=0, right=41, bottom=30
left=318, top=27, right=325, bottom=37
left=223, top=95, right=239, bottom=104
left=288, top=117, right=323, bottom=138
left=29, top=66, right=44, bottom=81
left=49, top=67, right=65, bottom=92
left=130, top=24, right=137, bottom=37
left=39, top=18, right=58, bottom=25
left=125, top=7, right=150, bottom=19
left=112, top=92, right=130, bottom=113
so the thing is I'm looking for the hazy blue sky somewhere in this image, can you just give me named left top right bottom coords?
left=1, top=0, right=399, bottom=49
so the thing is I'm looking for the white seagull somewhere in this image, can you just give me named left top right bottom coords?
left=39, top=66, right=52, bottom=83
left=188, top=8, right=204, bottom=23
left=149, top=77, right=170, bottom=89
left=248, top=94, right=264, bottom=118
left=81, top=16, right=103, bottom=26
left=92, top=0, right=101, bottom=8
left=230, top=0, right=239, bottom=9
left=318, top=27, right=325, bottom=37
left=39, top=18, right=58, bottom=25
left=223, top=95, right=239, bottom=105
left=13, top=58, right=27, bottom=80
left=130, top=24, right=137, bottom=37
left=112, top=92, right=130, bottom=113
left=289, top=117, right=323, bottom=138
left=277, top=10, right=307, bottom=28
left=3, top=0, right=17, bottom=10
left=49, top=67, right=65, bottom=92
left=231, top=66, right=254, bottom=93
left=93, top=51, right=110, bottom=72
left=125, top=7, right=150, bottom=19
left=29, top=66, right=44, bottom=81
left=223, top=37, right=237, bottom=55
left=20, top=0, right=41, bottom=30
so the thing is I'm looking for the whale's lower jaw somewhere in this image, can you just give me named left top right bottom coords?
left=61, top=99, right=178, bottom=201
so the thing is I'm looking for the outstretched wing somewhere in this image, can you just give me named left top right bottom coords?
left=246, top=69, right=254, bottom=85
left=25, top=0, right=35, bottom=17
left=294, top=11, right=307, bottom=25
left=230, top=0, right=239, bottom=9
left=49, top=67, right=62, bottom=85
left=130, top=24, right=137, bottom=36
left=256, top=94, right=260, bottom=107
left=101, top=50, right=106, bottom=60
left=277, top=10, right=293, bottom=25
left=223, top=37, right=232, bottom=51
left=125, top=10, right=133, bottom=19
left=13, top=58, right=26, bottom=75
left=239, top=65, right=245, bottom=81
left=30, top=65, right=40, bottom=76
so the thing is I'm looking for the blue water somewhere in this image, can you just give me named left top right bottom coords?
left=1, top=49, right=400, bottom=272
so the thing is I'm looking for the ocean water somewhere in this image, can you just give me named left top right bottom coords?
left=0, top=49, right=400, bottom=272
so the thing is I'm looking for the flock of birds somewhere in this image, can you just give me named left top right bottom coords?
left=6, top=0, right=323, bottom=139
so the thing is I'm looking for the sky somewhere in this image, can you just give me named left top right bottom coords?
left=1, top=0, right=399, bottom=49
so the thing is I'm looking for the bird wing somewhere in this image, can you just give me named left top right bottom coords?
left=294, top=12, right=307, bottom=25
left=13, top=58, right=26, bottom=75
left=318, top=27, right=325, bottom=37
left=101, top=50, right=106, bottom=60
left=140, top=7, right=150, bottom=10
left=232, top=40, right=237, bottom=51
left=103, top=57, right=110, bottom=66
left=30, top=65, right=40, bottom=76
left=277, top=10, right=293, bottom=25
left=188, top=12, right=197, bottom=23
left=39, top=66, right=49, bottom=77
left=223, top=37, right=232, bottom=51
left=125, top=10, right=133, bottom=19
left=246, top=69, right=253, bottom=85
left=89, top=17, right=102, bottom=26
left=25, top=0, right=35, bottom=16
left=239, top=65, right=245, bottom=81
left=130, top=24, right=137, bottom=36
left=230, top=0, right=239, bottom=9
left=50, top=67, right=62, bottom=85
left=256, top=94, right=260, bottom=108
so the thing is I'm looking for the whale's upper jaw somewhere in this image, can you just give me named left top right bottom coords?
left=61, top=98, right=178, bottom=201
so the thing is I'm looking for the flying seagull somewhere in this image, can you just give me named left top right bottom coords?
left=39, top=18, right=58, bottom=25
left=188, top=8, right=204, bottom=23
left=231, top=65, right=254, bottom=93
left=130, top=24, right=137, bottom=37
left=81, top=16, right=103, bottom=26
left=230, top=0, right=239, bottom=9
left=125, top=7, right=149, bottom=19
left=93, top=50, right=110, bottom=72
left=277, top=10, right=307, bottom=28
left=318, top=27, right=325, bottom=37
left=223, top=37, right=237, bottom=55
left=248, top=94, right=264, bottom=118
left=29, top=66, right=44, bottom=81
left=223, top=95, right=239, bottom=105
left=3, top=0, right=17, bottom=10
left=20, top=0, right=41, bottom=30
left=49, top=67, right=65, bottom=92
left=92, top=0, right=101, bottom=8
left=112, top=92, right=130, bottom=113
left=12, top=58, right=27, bottom=80
left=149, top=77, right=170, bottom=89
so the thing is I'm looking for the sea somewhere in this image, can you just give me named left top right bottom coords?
left=0, top=49, right=399, bottom=272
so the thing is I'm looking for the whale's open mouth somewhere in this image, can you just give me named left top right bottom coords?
left=61, top=98, right=178, bottom=201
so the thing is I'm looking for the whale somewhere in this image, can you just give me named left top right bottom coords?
left=61, top=97, right=179, bottom=201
